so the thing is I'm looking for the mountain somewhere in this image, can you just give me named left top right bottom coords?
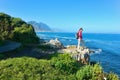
left=28, top=21, right=52, bottom=31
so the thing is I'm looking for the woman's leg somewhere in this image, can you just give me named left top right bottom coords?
left=81, top=40, right=84, bottom=48
left=77, top=39, right=80, bottom=49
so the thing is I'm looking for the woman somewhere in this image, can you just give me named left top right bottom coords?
left=77, top=28, right=84, bottom=49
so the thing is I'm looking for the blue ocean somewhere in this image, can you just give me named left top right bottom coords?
left=36, top=32, right=120, bottom=76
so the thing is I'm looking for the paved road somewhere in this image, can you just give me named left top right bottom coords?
left=0, top=41, right=21, bottom=53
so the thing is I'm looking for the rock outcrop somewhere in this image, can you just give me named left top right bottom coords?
left=37, top=39, right=95, bottom=64
left=57, top=45, right=95, bottom=64
left=46, top=38, right=64, bottom=49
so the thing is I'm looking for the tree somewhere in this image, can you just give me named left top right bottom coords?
left=0, top=12, right=39, bottom=44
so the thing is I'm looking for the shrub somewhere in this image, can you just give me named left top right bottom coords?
left=0, top=54, right=119, bottom=80
left=0, top=57, right=49, bottom=79
left=50, top=53, right=82, bottom=74
left=0, top=57, right=75, bottom=80
left=107, top=72, right=119, bottom=80
left=12, top=26, right=39, bottom=44
left=76, top=64, right=104, bottom=80
left=76, top=65, right=94, bottom=80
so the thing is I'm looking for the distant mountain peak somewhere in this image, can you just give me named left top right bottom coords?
left=28, top=21, right=52, bottom=32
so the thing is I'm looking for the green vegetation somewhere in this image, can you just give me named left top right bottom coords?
left=50, top=53, right=82, bottom=74
left=0, top=13, right=39, bottom=44
left=0, top=53, right=5, bottom=59
left=0, top=53, right=119, bottom=80
left=0, top=40, right=4, bottom=46
left=107, top=72, right=119, bottom=80
left=37, top=44, right=55, bottom=51
left=76, top=64, right=103, bottom=80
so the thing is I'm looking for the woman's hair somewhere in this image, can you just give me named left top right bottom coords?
left=79, top=28, right=83, bottom=31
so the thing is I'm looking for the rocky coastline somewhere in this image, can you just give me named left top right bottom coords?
left=0, top=38, right=95, bottom=64
left=38, top=38, right=95, bottom=64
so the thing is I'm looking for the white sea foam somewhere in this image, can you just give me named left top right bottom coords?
left=94, top=49, right=102, bottom=53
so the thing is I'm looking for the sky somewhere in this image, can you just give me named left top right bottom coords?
left=0, top=0, right=120, bottom=33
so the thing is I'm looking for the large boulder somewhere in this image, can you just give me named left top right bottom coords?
left=47, top=38, right=64, bottom=49
left=57, top=45, right=91, bottom=64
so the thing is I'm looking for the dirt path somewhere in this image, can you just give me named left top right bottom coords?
left=0, top=40, right=21, bottom=53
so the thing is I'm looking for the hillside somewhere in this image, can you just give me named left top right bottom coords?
left=28, top=21, right=52, bottom=31
left=0, top=13, right=39, bottom=44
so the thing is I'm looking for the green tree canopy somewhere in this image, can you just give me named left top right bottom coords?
left=0, top=13, right=39, bottom=44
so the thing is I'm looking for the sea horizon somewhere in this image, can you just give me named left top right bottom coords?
left=36, top=31, right=120, bottom=35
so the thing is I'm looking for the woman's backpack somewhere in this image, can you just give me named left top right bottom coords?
left=76, top=32, right=79, bottom=39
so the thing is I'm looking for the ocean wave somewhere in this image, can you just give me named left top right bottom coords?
left=84, top=39, right=120, bottom=49
left=94, top=49, right=102, bottom=53
left=90, top=49, right=102, bottom=55
left=84, top=39, right=93, bottom=43
left=59, top=37, right=76, bottom=40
